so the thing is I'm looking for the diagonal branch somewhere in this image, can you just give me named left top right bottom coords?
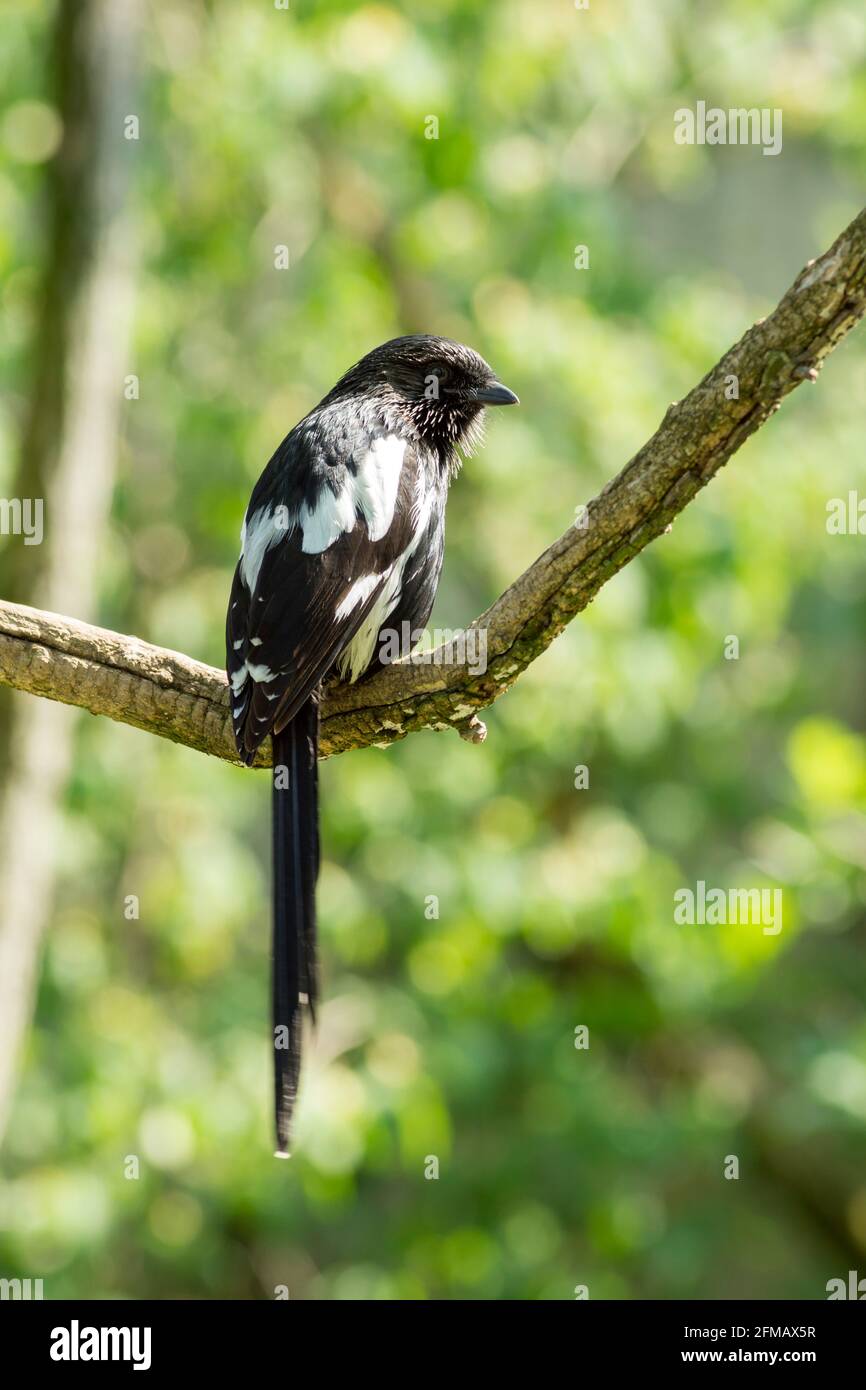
left=2, top=207, right=866, bottom=766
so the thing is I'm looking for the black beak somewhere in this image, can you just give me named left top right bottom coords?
left=473, top=381, right=519, bottom=406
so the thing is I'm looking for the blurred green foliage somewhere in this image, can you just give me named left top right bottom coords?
left=1, top=0, right=866, bottom=1300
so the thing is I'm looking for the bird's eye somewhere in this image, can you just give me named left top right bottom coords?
left=421, top=364, right=449, bottom=400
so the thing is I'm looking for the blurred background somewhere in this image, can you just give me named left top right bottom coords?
left=1, top=0, right=865, bottom=1301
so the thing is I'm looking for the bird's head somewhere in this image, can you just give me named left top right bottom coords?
left=329, top=334, right=518, bottom=462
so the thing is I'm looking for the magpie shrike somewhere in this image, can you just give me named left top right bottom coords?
left=225, top=335, right=518, bottom=1155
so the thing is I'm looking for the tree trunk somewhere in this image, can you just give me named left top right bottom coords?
left=0, top=0, right=143, bottom=1145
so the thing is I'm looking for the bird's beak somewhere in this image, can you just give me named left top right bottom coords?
left=473, top=381, right=519, bottom=406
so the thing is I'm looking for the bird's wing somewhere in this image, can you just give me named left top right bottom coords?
left=226, top=425, right=422, bottom=763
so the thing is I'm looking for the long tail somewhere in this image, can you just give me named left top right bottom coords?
left=271, top=693, right=319, bottom=1156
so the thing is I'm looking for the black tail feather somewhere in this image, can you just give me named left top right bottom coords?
left=271, top=694, right=320, bottom=1156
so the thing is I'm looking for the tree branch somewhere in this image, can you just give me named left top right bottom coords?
left=2, top=207, right=866, bottom=767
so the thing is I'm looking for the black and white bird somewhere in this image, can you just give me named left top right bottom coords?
left=225, top=334, right=518, bottom=1155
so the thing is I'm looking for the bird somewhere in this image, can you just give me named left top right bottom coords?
left=225, top=334, right=518, bottom=1155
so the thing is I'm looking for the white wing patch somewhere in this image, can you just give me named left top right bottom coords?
left=355, top=435, right=406, bottom=541
left=300, top=484, right=357, bottom=554
left=246, top=662, right=276, bottom=683
left=300, top=434, right=406, bottom=554
left=336, top=470, right=436, bottom=683
left=240, top=504, right=296, bottom=592
left=335, top=570, right=389, bottom=620
left=336, top=566, right=405, bottom=683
